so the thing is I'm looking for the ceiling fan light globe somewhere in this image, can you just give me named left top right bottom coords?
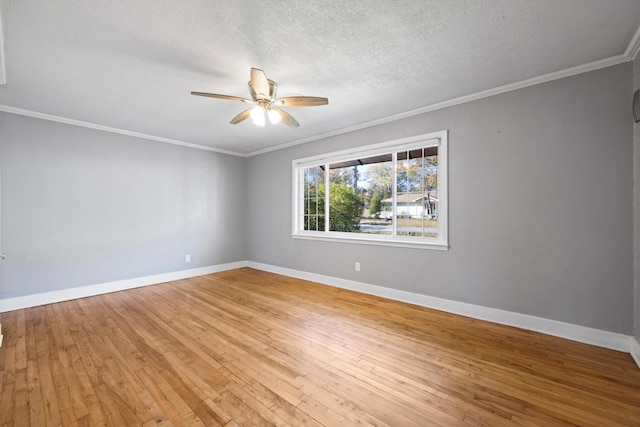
left=250, top=106, right=265, bottom=126
left=268, top=109, right=282, bottom=124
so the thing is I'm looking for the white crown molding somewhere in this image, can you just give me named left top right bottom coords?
left=626, top=25, right=640, bottom=59
left=246, top=53, right=633, bottom=157
left=0, top=105, right=244, bottom=157
left=248, top=25, right=640, bottom=157
left=1, top=25, right=639, bottom=157
left=0, top=7, right=6, bottom=85
left=247, top=261, right=633, bottom=353
left=0, top=261, right=248, bottom=313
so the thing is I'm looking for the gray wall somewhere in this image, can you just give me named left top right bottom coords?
left=1, top=62, right=636, bottom=336
left=0, top=112, right=247, bottom=299
left=247, top=63, right=634, bottom=334
left=635, top=57, right=640, bottom=340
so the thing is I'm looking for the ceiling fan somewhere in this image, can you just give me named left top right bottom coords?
left=191, top=68, right=328, bottom=128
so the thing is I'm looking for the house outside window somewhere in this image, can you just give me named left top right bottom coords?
left=292, top=130, right=448, bottom=250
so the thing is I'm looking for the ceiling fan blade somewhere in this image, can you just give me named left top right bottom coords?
left=272, top=96, right=329, bottom=107
left=250, top=68, right=270, bottom=101
left=191, top=92, right=253, bottom=103
left=230, top=108, right=253, bottom=124
left=272, top=107, right=300, bottom=128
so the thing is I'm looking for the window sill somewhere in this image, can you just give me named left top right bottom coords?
left=292, top=232, right=449, bottom=251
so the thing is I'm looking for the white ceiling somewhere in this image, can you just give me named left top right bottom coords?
left=1, top=1, right=639, bottom=156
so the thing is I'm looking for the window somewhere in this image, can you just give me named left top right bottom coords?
left=292, top=130, right=448, bottom=250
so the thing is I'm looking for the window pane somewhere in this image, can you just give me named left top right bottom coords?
left=362, top=156, right=393, bottom=234
left=328, top=163, right=364, bottom=232
left=328, top=154, right=393, bottom=234
left=394, top=146, right=439, bottom=238
left=407, top=150, right=423, bottom=193
left=302, top=166, right=325, bottom=231
left=425, top=148, right=439, bottom=238
left=396, top=152, right=408, bottom=193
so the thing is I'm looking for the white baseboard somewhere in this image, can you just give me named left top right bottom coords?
left=0, top=260, right=635, bottom=358
left=631, top=337, right=640, bottom=369
left=0, top=261, right=248, bottom=313
left=247, top=261, right=633, bottom=353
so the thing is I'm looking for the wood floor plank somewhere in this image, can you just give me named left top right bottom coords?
left=1, top=267, right=640, bottom=426
left=24, top=309, right=46, bottom=427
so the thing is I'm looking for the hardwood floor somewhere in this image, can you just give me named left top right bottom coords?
left=1, top=267, right=639, bottom=426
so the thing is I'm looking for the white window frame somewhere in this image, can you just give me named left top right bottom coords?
left=292, top=130, right=448, bottom=250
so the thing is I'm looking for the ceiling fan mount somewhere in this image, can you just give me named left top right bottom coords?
left=191, top=68, right=328, bottom=128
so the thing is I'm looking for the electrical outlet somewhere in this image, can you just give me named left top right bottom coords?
left=185, top=254, right=191, bottom=262
left=355, top=262, right=360, bottom=272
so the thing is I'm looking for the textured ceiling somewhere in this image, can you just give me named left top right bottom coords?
left=1, top=0, right=639, bottom=155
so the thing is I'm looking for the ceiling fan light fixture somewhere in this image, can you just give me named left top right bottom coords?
left=268, top=108, right=282, bottom=124
left=191, top=67, right=328, bottom=128
left=250, top=106, right=265, bottom=127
